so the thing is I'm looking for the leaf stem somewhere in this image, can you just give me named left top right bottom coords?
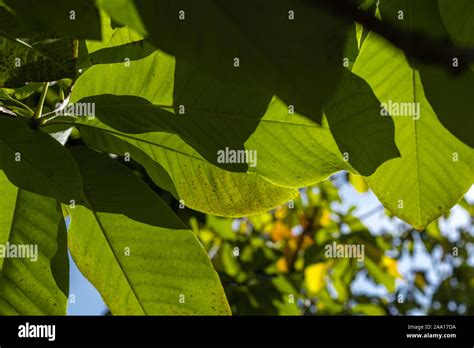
left=33, top=82, right=49, bottom=120
left=7, top=99, right=34, bottom=116
left=58, top=84, right=65, bottom=103
left=12, top=99, right=35, bottom=116
left=0, top=90, right=34, bottom=116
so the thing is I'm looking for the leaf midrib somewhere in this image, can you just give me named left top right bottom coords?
left=45, top=116, right=326, bottom=167
left=407, top=0, right=423, bottom=227
left=82, top=199, right=148, bottom=315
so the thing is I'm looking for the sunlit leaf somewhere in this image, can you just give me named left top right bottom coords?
left=353, top=31, right=474, bottom=230
left=305, top=263, right=328, bottom=295
left=0, top=171, right=68, bottom=315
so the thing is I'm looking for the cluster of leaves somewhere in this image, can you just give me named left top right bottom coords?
left=0, top=0, right=472, bottom=315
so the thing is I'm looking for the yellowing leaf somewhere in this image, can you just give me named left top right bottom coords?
left=287, top=234, right=314, bottom=252
left=381, top=256, right=402, bottom=279
left=305, top=263, right=328, bottom=295
left=317, top=208, right=332, bottom=227
left=270, top=221, right=292, bottom=242
left=275, top=206, right=288, bottom=220
left=276, top=257, right=289, bottom=273
left=238, top=220, right=249, bottom=234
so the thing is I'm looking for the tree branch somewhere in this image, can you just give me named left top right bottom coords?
left=312, top=0, right=474, bottom=73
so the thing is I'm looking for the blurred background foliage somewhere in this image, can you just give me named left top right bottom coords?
left=189, top=175, right=473, bottom=316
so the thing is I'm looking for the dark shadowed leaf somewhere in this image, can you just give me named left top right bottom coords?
left=325, top=69, right=400, bottom=176
left=4, top=0, right=102, bottom=40
left=71, top=46, right=271, bottom=172
left=0, top=117, right=84, bottom=204
left=50, top=210, right=69, bottom=298
left=0, top=5, right=78, bottom=87
left=379, top=0, right=474, bottom=147
left=69, top=146, right=186, bottom=229
left=438, top=0, right=474, bottom=47
left=99, top=0, right=352, bottom=124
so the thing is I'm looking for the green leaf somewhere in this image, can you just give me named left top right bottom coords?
left=439, top=0, right=474, bottom=47
left=4, top=0, right=102, bottom=40
left=244, top=99, right=352, bottom=188
left=66, top=146, right=230, bottom=314
left=72, top=13, right=395, bottom=186
left=352, top=303, right=386, bottom=315
left=352, top=31, right=474, bottom=230
left=96, top=0, right=146, bottom=36
left=56, top=117, right=298, bottom=217
left=50, top=213, right=69, bottom=298
left=69, top=146, right=186, bottom=229
left=358, top=0, right=377, bottom=11
left=205, top=216, right=237, bottom=241
left=418, top=64, right=474, bottom=148
left=331, top=259, right=355, bottom=302
left=0, top=117, right=84, bottom=204
left=2, top=83, right=43, bottom=100
left=0, top=8, right=78, bottom=87
left=0, top=36, right=78, bottom=88
left=71, top=46, right=270, bottom=172
left=67, top=121, right=179, bottom=198
left=0, top=171, right=68, bottom=315
left=86, top=9, right=154, bottom=66
left=348, top=173, right=369, bottom=194
left=378, top=0, right=474, bottom=147
left=0, top=89, right=33, bottom=117
left=68, top=205, right=231, bottom=315
left=71, top=14, right=396, bottom=191
left=245, top=71, right=398, bottom=186
left=364, top=258, right=396, bottom=293
left=99, top=0, right=351, bottom=124
left=325, top=69, right=400, bottom=176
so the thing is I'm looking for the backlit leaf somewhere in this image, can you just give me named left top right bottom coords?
left=0, top=171, right=68, bottom=315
